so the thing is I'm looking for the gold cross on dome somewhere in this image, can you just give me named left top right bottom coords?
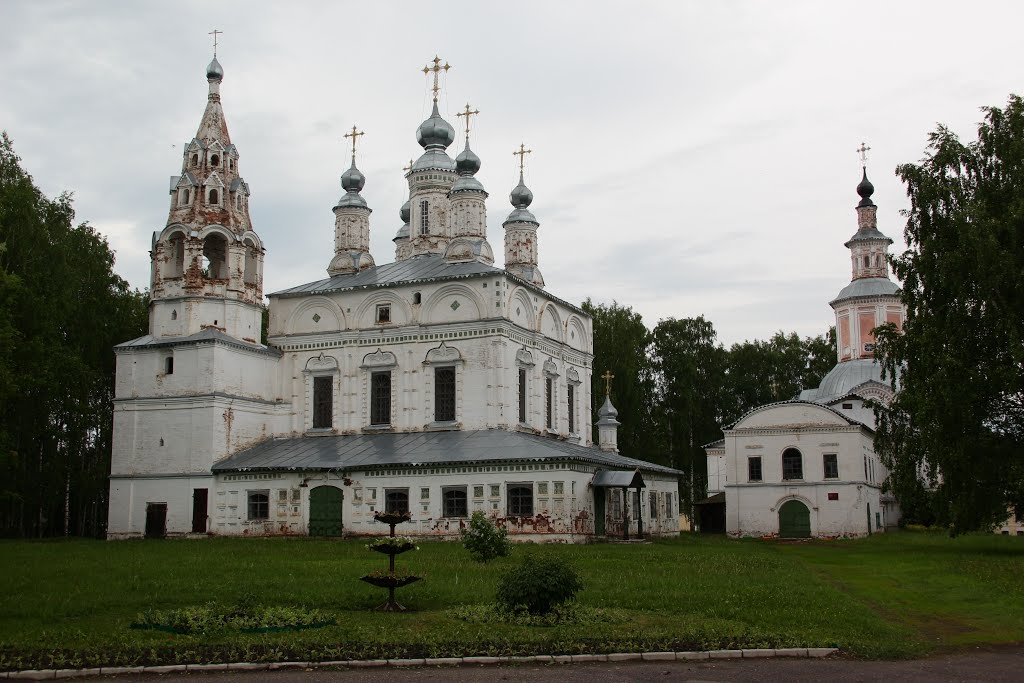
left=403, top=159, right=414, bottom=173
left=601, top=370, right=615, bottom=397
left=343, top=125, right=364, bottom=162
left=422, top=55, right=451, bottom=102
left=513, top=143, right=532, bottom=173
left=456, top=103, right=480, bottom=142
left=209, top=29, right=222, bottom=56
left=857, top=141, right=871, bottom=167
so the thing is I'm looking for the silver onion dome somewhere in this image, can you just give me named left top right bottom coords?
left=334, top=161, right=368, bottom=209
left=341, top=161, right=365, bottom=193
left=206, top=56, right=224, bottom=81
left=399, top=198, right=411, bottom=223
left=510, top=173, right=533, bottom=208
left=456, top=142, right=481, bottom=175
left=416, top=102, right=455, bottom=150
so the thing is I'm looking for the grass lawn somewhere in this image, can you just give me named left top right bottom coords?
left=0, top=531, right=1021, bottom=670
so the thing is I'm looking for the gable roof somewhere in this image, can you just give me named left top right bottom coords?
left=212, top=428, right=681, bottom=476
left=725, top=399, right=872, bottom=432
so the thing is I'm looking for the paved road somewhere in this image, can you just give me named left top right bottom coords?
left=126, top=647, right=1024, bottom=683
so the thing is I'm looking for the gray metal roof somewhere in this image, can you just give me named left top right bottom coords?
left=844, top=227, right=893, bottom=245
left=268, top=254, right=587, bottom=316
left=831, top=277, right=900, bottom=303
left=812, top=358, right=898, bottom=402
left=269, top=254, right=500, bottom=298
left=213, top=428, right=681, bottom=476
left=592, top=469, right=645, bottom=488
left=115, top=328, right=281, bottom=357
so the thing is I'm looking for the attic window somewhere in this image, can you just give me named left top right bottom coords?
left=211, top=154, right=220, bottom=167
left=191, top=154, right=198, bottom=166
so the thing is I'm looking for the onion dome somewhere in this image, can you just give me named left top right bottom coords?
left=504, top=171, right=537, bottom=224
left=399, top=198, right=411, bottom=223
left=394, top=223, right=410, bottom=240
left=597, top=395, right=619, bottom=420
left=452, top=142, right=485, bottom=193
left=334, top=161, right=368, bottom=209
left=416, top=102, right=455, bottom=150
left=857, top=168, right=875, bottom=207
left=456, top=142, right=481, bottom=175
left=206, top=56, right=224, bottom=81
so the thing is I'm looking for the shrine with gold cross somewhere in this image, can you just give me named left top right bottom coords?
left=107, top=48, right=683, bottom=545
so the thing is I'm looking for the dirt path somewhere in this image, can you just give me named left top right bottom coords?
left=126, top=646, right=1024, bottom=683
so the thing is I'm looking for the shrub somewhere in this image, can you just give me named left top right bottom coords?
left=461, top=511, right=512, bottom=562
left=495, top=554, right=583, bottom=615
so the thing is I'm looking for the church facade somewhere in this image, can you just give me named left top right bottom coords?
left=702, top=165, right=904, bottom=538
left=106, top=55, right=680, bottom=541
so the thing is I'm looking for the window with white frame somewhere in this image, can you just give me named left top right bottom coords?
left=247, top=490, right=269, bottom=521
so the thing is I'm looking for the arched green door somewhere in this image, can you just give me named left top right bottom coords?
left=309, top=486, right=343, bottom=537
left=778, top=500, right=811, bottom=538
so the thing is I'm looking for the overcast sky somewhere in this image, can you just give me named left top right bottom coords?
left=2, top=1, right=1021, bottom=346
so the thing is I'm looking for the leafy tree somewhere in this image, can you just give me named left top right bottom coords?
left=874, top=95, right=1024, bottom=534
left=582, top=299, right=666, bottom=463
left=0, top=133, right=148, bottom=537
left=722, top=327, right=836, bottom=424
left=651, top=316, right=727, bottom=512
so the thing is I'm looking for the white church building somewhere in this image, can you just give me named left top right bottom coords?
left=702, top=165, right=905, bottom=539
left=106, top=55, right=680, bottom=542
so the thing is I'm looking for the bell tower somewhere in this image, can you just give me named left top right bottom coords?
left=149, top=52, right=265, bottom=344
left=829, top=144, right=905, bottom=362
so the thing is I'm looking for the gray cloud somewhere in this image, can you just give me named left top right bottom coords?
left=2, top=0, right=1021, bottom=347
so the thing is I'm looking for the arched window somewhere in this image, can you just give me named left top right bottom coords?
left=442, top=487, right=468, bottom=517
left=243, top=237, right=258, bottom=285
left=210, top=154, right=220, bottom=167
left=170, top=309, right=177, bottom=321
left=419, top=200, right=429, bottom=235
left=863, top=255, right=870, bottom=268
left=168, top=234, right=185, bottom=277
left=191, top=154, right=198, bottom=166
left=384, top=488, right=409, bottom=515
left=209, top=188, right=219, bottom=205
left=782, top=448, right=803, bottom=480
left=202, top=233, right=228, bottom=279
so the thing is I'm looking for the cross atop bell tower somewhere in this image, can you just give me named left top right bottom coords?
left=422, top=55, right=451, bottom=102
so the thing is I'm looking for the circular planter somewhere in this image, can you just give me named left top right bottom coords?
left=370, top=543, right=416, bottom=556
left=359, top=574, right=422, bottom=589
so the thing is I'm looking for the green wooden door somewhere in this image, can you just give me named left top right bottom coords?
left=309, top=486, right=343, bottom=537
left=594, top=490, right=606, bottom=535
left=778, top=500, right=810, bottom=538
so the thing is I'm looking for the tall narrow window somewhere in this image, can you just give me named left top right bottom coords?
left=823, top=453, right=839, bottom=479
left=567, top=385, right=575, bottom=433
left=209, top=188, right=219, bottom=205
left=434, top=366, right=456, bottom=422
left=191, top=153, right=199, bottom=166
left=210, top=154, right=220, bottom=167
left=247, top=491, right=269, bottom=521
left=748, top=456, right=762, bottom=482
left=782, top=448, right=803, bottom=480
left=164, top=356, right=174, bottom=375
left=370, top=371, right=391, bottom=425
left=518, top=368, right=527, bottom=423
left=312, top=376, right=333, bottom=429
left=419, top=199, right=429, bottom=235
left=545, top=377, right=553, bottom=429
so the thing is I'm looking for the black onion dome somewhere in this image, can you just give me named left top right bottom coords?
left=857, top=168, right=875, bottom=207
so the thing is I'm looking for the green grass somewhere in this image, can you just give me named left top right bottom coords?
left=0, top=531, right=1021, bottom=669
